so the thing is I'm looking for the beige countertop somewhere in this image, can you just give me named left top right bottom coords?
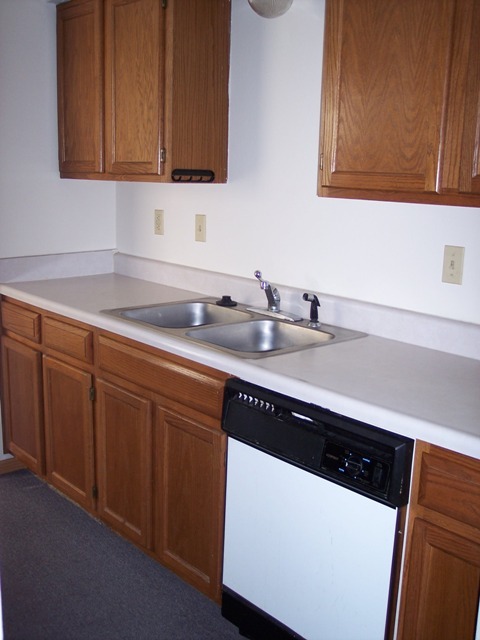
left=2, top=273, right=479, bottom=459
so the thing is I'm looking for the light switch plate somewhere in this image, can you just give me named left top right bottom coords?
left=442, top=245, right=464, bottom=285
left=154, top=209, right=164, bottom=235
left=195, top=214, right=206, bottom=242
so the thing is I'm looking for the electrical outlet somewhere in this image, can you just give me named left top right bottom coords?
left=154, top=209, right=164, bottom=235
left=442, top=245, right=464, bottom=285
left=195, top=214, right=206, bottom=242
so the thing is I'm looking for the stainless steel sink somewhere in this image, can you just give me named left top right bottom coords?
left=105, top=300, right=251, bottom=328
left=102, top=298, right=366, bottom=358
left=187, top=319, right=334, bottom=355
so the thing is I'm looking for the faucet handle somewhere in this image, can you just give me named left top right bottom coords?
left=254, top=270, right=263, bottom=282
left=303, top=292, right=321, bottom=327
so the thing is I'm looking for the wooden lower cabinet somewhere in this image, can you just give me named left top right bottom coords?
left=1, top=336, right=44, bottom=474
left=1, top=299, right=229, bottom=602
left=95, top=379, right=153, bottom=549
left=154, top=408, right=226, bottom=602
left=397, top=441, right=480, bottom=639
left=43, top=356, right=95, bottom=510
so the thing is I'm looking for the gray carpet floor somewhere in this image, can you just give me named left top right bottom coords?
left=0, top=470, right=241, bottom=640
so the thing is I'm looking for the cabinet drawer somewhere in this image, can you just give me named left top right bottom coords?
left=97, top=334, right=228, bottom=419
left=43, top=316, right=93, bottom=364
left=1, top=301, right=41, bottom=343
left=417, top=442, right=480, bottom=529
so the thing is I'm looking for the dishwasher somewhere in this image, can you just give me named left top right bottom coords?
left=221, top=378, right=414, bottom=640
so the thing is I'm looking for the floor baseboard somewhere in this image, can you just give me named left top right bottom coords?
left=0, top=457, right=25, bottom=475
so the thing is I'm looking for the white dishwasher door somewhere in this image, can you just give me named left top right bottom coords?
left=223, top=438, right=399, bottom=640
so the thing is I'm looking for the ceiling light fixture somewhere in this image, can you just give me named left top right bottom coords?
left=248, top=0, right=293, bottom=19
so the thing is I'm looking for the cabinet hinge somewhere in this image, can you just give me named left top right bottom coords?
left=92, top=485, right=98, bottom=500
left=162, top=0, right=167, bottom=8
left=89, top=386, right=95, bottom=402
left=160, top=147, right=166, bottom=164
left=319, top=153, right=324, bottom=171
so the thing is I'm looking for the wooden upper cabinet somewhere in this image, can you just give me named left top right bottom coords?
left=57, top=0, right=104, bottom=174
left=57, top=0, right=230, bottom=183
left=319, top=0, right=480, bottom=207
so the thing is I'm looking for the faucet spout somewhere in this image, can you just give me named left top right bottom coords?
left=254, top=270, right=281, bottom=312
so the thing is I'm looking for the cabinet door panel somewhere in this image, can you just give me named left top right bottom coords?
left=320, top=0, right=454, bottom=195
left=167, top=0, right=230, bottom=181
left=104, top=0, right=164, bottom=175
left=458, top=1, right=480, bottom=195
left=96, top=379, right=153, bottom=548
left=57, top=0, right=103, bottom=174
left=43, top=356, right=95, bottom=510
left=1, top=337, right=44, bottom=474
left=155, top=408, right=226, bottom=601
left=399, top=518, right=480, bottom=640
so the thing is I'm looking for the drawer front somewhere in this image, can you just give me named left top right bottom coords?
left=1, top=301, right=41, bottom=343
left=418, top=443, right=480, bottom=529
left=97, top=334, right=228, bottom=419
left=43, top=316, right=93, bottom=364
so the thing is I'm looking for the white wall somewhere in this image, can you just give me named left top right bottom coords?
left=0, top=0, right=116, bottom=260
left=116, top=0, right=480, bottom=325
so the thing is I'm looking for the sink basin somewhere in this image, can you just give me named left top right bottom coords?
left=187, top=319, right=334, bottom=355
left=102, top=298, right=366, bottom=359
left=111, top=301, right=250, bottom=328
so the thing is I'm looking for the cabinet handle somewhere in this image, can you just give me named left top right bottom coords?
left=171, top=169, right=215, bottom=183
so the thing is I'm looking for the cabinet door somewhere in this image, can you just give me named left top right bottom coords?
left=43, top=356, right=95, bottom=510
left=319, top=0, right=457, bottom=203
left=1, top=337, right=44, bottom=474
left=155, top=408, right=226, bottom=602
left=398, top=518, right=480, bottom=640
left=104, top=0, right=165, bottom=176
left=95, top=379, right=153, bottom=548
left=57, top=0, right=103, bottom=175
left=457, top=0, right=480, bottom=196
left=167, top=0, right=231, bottom=182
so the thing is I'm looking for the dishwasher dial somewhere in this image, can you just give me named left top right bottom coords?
left=344, top=453, right=363, bottom=478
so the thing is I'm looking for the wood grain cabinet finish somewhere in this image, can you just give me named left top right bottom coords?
left=56, top=0, right=104, bottom=174
left=43, top=356, right=95, bottom=510
left=95, top=331, right=229, bottom=601
left=1, top=300, right=41, bottom=344
left=57, top=0, right=231, bottom=183
left=155, top=408, right=226, bottom=602
left=95, top=379, right=153, bottom=549
left=397, top=441, right=480, bottom=639
left=1, top=299, right=96, bottom=488
left=319, top=0, right=480, bottom=207
left=1, top=336, right=44, bottom=474
left=1, top=298, right=230, bottom=601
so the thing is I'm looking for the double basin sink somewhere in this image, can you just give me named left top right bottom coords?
left=102, top=298, right=366, bottom=359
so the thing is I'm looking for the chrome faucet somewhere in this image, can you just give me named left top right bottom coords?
left=254, top=270, right=281, bottom=312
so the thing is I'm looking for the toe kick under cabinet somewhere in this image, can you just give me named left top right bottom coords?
left=0, top=297, right=230, bottom=602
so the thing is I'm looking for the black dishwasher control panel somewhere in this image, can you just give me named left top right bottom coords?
left=222, top=378, right=414, bottom=508
left=322, top=441, right=390, bottom=493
